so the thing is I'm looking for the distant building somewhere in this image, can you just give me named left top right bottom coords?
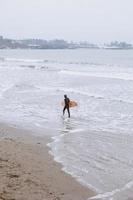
left=103, top=41, right=133, bottom=49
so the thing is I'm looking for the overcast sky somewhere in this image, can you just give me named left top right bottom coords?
left=0, top=0, right=133, bottom=43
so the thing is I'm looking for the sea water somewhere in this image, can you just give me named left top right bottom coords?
left=0, top=49, right=133, bottom=199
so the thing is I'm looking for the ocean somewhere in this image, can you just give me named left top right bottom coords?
left=0, top=49, right=133, bottom=200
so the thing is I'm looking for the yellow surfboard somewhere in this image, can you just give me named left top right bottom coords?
left=61, top=100, right=78, bottom=108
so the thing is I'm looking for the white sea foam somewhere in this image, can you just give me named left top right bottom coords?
left=5, top=58, right=45, bottom=63
left=89, top=180, right=133, bottom=200
left=60, top=69, right=133, bottom=81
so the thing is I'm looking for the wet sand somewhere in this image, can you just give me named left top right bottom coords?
left=0, top=123, right=96, bottom=200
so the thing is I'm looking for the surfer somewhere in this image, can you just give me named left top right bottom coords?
left=63, top=94, right=70, bottom=118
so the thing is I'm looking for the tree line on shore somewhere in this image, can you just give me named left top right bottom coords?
left=0, top=36, right=132, bottom=49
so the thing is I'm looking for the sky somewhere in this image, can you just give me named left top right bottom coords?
left=0, top=0, right=133, bottom=43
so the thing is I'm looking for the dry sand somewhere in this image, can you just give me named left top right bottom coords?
left=0, top=123, right=96, bottom=200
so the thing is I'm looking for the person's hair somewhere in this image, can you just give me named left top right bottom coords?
left=64, top=94, right=67, bottom=98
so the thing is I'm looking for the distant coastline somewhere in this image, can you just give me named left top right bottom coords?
left=0, top=36, right=133, bottom=50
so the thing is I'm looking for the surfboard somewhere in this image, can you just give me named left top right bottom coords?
left=61, top=100, right=78, bottom=108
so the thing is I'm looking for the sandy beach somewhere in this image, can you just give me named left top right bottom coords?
left=0, top=123, right=95, bottom=200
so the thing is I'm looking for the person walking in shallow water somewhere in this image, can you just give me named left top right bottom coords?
left=63, top=94, right=70, bottom=118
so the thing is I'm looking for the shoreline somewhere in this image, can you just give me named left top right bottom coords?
left=0, top=122, right=96, bottom=200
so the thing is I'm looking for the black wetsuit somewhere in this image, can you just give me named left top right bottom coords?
left=63, top=97, right=70, bottom=118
